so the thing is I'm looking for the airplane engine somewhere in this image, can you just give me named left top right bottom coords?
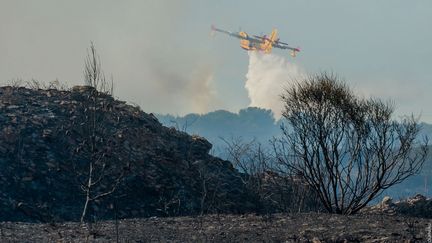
left=239, top=31, right=248, bottom=39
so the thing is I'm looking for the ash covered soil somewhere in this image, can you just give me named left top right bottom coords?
left=1, top=213, right=431, bottom=242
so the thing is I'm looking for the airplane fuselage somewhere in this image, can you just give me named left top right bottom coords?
left=239, top=30, right=277, bottom=53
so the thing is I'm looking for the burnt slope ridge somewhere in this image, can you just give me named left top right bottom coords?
left=0, top=86, right=255, bottom=222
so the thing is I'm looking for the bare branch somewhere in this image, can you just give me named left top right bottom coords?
left=275, top=72, right=428, bottom=214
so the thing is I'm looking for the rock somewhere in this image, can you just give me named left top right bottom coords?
left=366, top=194, right=432, bottom=218
left=408, top=194, right=427, bottom=205
left=381, top=196, right=393, bottom=208
left=7, top=105, right=20, bottom=109
left=71, top=85, right=96, bottom=93
left=311, top=237, right=322, bottom=243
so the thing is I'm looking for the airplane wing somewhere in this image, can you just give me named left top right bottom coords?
left=275, top=40, right=290, bottom=45
left=211, top=25, right=263, bottom=43
left=273, top=42, right=300, bottom=52
left=252, top=35, right=272, bottom=42
left=248, top=36, right=265, bottom=43
left=211, top=25, right=246, bottom=40
left=273, top=42, right=301, bottom=57
left=252, top=35, right=266, bottom=40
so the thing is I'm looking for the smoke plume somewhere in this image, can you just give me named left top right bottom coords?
left=245, top=52, right=305, bottom=119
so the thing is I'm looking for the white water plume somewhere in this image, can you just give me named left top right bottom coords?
left=245, top=52, right=306, bottom=119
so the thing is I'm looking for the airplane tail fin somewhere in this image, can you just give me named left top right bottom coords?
left=262, top=29, right=278, bottom=53
left=269, top=29, right=278, bottom=42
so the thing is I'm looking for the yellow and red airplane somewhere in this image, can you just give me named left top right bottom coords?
left=211, top=25, right=300, bottom=57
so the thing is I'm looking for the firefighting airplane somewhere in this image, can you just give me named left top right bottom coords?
left=211, top=25, right=300, bottom=57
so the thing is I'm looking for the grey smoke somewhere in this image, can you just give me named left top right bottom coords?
left=0, top=0, right=219, bottom=115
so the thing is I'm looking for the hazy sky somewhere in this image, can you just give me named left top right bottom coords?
left=1, top=0, right=431, bottom=122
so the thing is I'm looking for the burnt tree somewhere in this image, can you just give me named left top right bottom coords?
left=274, top=73, right=428, bottom=214
left=72, top=42, right=127, bottom=223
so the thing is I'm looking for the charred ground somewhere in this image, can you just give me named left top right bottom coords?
left=1, top=85, right=432, bottom=242
left=0, top=85, right=258, bottom=222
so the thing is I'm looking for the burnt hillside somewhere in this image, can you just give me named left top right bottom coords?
left=0, top=86, right=255, bottom=222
